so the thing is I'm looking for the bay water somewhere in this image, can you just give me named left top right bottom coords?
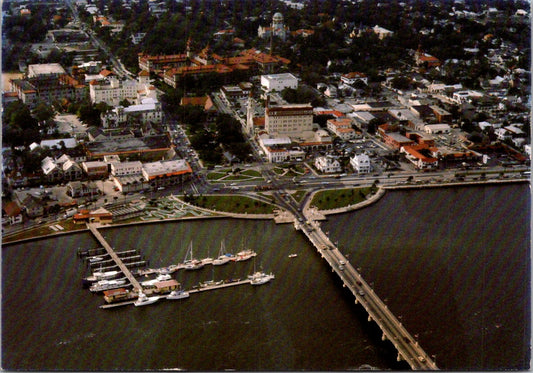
left=2, top=183, right=529, bottom=370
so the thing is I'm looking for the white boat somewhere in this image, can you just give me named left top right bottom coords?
left=134, top=291, right=160, bottom=306
left=89, top=279, right=128, bottom=292
left=249, top=271, right=275, bottom=285
left=183, top=241, right=204, bottom=270
left=88, top=256, right=104, bottom=263
left=140, top=273, right=172, bottom=286
left=92, top=270, right=120, bottom=280
left=212, top=240, right=234, bottom=266
left=235, top=249, right=257, bottom=262
left=166, top=289, right=190, bottom=300
left=288, top=254, right=298, bottom=258
left=199, top=280, right=224, bottom=289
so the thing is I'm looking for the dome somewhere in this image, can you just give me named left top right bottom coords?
left=273, top=12, right=283, bottom=22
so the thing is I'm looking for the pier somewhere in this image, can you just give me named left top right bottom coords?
left=87, top=223, right=143, bottom=293
left=99, top=278, right=254, bottom=309
left=298, top=217, right=438, bottom=370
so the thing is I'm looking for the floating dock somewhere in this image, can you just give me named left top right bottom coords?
left=99, top=278, right=254, bottom=309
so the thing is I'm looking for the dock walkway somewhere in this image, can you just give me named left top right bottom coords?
left=99, top=279, right=253, bottom=309
left=87, top=223, right=142, bottom=293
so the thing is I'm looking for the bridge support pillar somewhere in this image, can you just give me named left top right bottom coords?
left=381, top=333, right=387, bottom=341
left=355, top=299, right=358, bottom=304
left=367, top=315, right=372, bottom=322
left=397, top=353, right=403, bottom=362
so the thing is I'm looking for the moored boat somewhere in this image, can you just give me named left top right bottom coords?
left=235, top=250, right=257, bottom=262
left=90, top=278, right=128, bottom=293
left=249, top=271, right=275, bottom=285
left=166, top=289, right=190, bottom=300
left=134, top=291, right=160, bottom=306
left=212, top=240, right=234, bottom=266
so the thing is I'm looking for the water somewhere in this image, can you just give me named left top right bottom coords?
left=2, top=184, right=530, bottom=371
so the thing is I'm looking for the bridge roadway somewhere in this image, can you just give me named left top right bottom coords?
left=87, top=223, right=143, bottom=293
left=298, top=218, right=438, bottom=370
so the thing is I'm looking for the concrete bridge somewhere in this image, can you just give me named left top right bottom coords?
left=295, top=217, right=438, bottom=370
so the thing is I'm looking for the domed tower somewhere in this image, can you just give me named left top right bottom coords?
left=272, top=12, right=287, bottom=41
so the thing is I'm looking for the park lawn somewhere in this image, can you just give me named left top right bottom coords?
left=189, top=195, right=276, bottom=214
left=240, top=169, right=262, bottom=177
left=3, top=219, right=85, bottom=243
left=311, top=187, right=373, bottom=210
left=291, top=190, right=307, bottom=203
left=207, top=172, right=227, bottom=180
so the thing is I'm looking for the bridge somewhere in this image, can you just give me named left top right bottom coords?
left=295, top=216, right=438, bottom=370
left=87, top=223, right=143, bottom=293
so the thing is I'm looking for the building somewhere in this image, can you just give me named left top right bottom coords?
left=261, top=73, right=298, bottom=95
left=66, top=181, right=100, bottom=198
left=340, top=72, right=368, bottom=86
left=100, top=98, right=163, bottom=128
left=372, top=25, right=394, bottom=39
left=258, top=12, right=289, bottom=41
left=84, top=134, right=172, bottom=161
left=82, top=161, right=108, bottom=179
left=141, top=160, right=192, bottom=188
left=265, top=103, right=313, bottom=136
left=350, top=153, right=371, bottom=174
left=315, top=156, right=342, bottom=173
left=110, top=161, right=143, bottom=177
left=327, top=118, right=356, bottom=140
left=415, top=49, right=441, bottom=68
left=401, top=144, right=439, bottom=170
left=2, top=201, right=23, bottom=226
left=10, top=68, right=87, bottom=109
left=89, top=70, right=157, bottom=106
left=27, top=63, right=66, bottom=78
left=220, top=82, right=252, bottom=104
left=258, top=137, right=304, bottom=163
left=424, top=124, right=451, bottom=134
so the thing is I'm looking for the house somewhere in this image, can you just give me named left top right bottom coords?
left=350, top=153, right=371, bottom=174
left=315, top=156, right=342, bottom=174
left=2, top=201, right=23, bottom=225
left=20, top=194, right=45, bottom=218
left=340, top=72, right=368, bottom=86
left=66, top=181, right=100, bottom=198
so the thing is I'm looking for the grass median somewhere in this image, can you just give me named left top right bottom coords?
left=310, top=187, right=373, bottom=210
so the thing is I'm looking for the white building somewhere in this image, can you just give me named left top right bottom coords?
left=258, top=12, right=289, bottom=41
left=89, top=71, right=156, bottom=106
left=340, top=72, right=368, bottom=86
left=110, top=161, right=143, bottom=177
left=350, top=153, right=371, bottom=174
left=327, top=118, right=356, bottom=140
left=258, top=136, right=305, bottom=163
left=101, top=98, right=163, bottom=128
left=142, top=160, right=192, bottom=187
left=373, top=25, right=394, bottom=39
left=261, top=73, right=298, bottom=95
left=315, top=156, right=342, bottom=173
left=27, top=63, right=66, bottom=78
left=265, top=103, right=313, bottom=136
left=424, top=124, right=451, bottom=134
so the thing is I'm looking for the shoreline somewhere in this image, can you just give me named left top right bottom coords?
left=3, top=178, right=528, bottom=246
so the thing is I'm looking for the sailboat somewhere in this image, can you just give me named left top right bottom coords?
left=235, top=238, right=257, bottom=262
left=247, top=258, right=275, bottom=285
left=212, top=239, right=234, bottom=266
left=183, top=241, right=204, bottom=270
left=199, top=266, right=223, bottom=289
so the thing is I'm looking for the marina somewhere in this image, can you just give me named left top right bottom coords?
left=83, top=223, right=272, bottom=309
